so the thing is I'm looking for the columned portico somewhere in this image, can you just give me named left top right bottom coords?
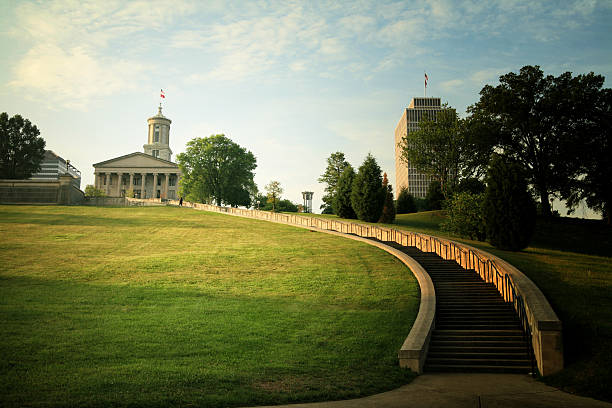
left=92, top=106, right=181, bottom=199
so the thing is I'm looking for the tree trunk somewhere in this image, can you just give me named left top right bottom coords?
left=539, top=190, right=552, bottom=217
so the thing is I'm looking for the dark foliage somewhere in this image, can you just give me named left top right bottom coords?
left=456, top=177, right=486, bottom=195
left=351, top=154, right=385, bottom=222
left=318, top=152, right=349, bottom=213
left=396, top=187, right=417, bottom=214
left=425, top=180, right=444, bottom=210
left=441, top=192, right=486, bottom=241
left=0, top=112, right=46, bottom=179
left=379, top=173, right=396, bottom=223
left=484, top=155, right=536, bottom=251
left=332, top=164, right=357, bottom=219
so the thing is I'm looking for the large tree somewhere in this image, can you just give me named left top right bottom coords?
left=351, top=154, right=385, bottom=222
left=0, top=112, right=46, bottom=179
left=468, top=65, right=606, bottom=216
left=561, top=88, right=612, bottom=224
left=176, top=134, right=257, bottom=206
left=332, top=164, right=357, bottom=219
left=318, top=152, right=350, bottom=213
left=399, top=106, right=492, bottom=199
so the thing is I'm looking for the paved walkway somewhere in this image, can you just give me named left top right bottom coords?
left=255, top=373, right=612, bottom=408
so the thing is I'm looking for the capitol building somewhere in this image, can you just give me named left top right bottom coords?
left=93, top=106, right=181, bottom=199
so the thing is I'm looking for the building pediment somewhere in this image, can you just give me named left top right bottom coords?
left=93, top=152, right=178, bottom=169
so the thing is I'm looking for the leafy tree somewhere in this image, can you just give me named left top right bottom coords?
left=484, top=155, right=536, bottom=251
left=561, top=88, right=612, bottom=224
left=176, top=135, right=257, bottom=206
left=332, top=164, right=357, bottom=219
left=84, top=185, right=105, bottom=197
left=277, top=199, right=298, bottom=212
left=468, top=65, right=606, bottom=217
left=350, top=154, right=385, bottom=222
left=265, top=181, right=283, bottom=212
left=425, top=180, right=444, bottom=210
left=379, top=173, right=396, bottom=223
left=0, top=112, right=46, bottom=179
left=441, top=192, right=486, bottom=241
left=318, top=152, right=350, bottom=213
left=396, top=187, right=417, bottom=214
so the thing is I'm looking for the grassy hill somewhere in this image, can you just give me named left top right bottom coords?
left=0, top=205, right=419, bottom=407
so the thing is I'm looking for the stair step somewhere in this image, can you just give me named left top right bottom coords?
left=424, top=364, right=531, bottom=374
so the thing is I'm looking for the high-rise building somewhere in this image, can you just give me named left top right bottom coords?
left=394, top=97, right=442, bottom=198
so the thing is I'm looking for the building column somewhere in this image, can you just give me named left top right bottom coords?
left=116, top=172, right=123, bottom=197
left=153, top=173, right=159, bottom=199
left=104, top=173, right=110, bottom=195
left=141, top=173, right=147, bottom=198
left=129, top=173, right=134, bottom=194
left=163, top=173, right=169, bottom=199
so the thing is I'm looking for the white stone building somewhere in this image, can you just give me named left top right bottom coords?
left=93, top=106, right=181, bottom=199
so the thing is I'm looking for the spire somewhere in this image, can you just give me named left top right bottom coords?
left=158, top=103, right=162, bottom=115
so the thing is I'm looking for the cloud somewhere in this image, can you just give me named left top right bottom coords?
left=440, top=79, right=465, bottom=91
left=9, top=44, right=144, bottom=110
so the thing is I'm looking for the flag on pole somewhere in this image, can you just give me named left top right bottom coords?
left=424, top=73, right=428, bottom=88
left=160, top=89, right=165, bottom=98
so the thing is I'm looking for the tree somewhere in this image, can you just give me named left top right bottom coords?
left=425, top=180, right=444, bottom=210
left=84, top=185, right=105, bottom=197
left=265, top=181, right=283, bottom=212
left=0, top=112, right=46, bottom=179
left=484, top=155, right=536, bottom=251
left=396, top=187, right=417, bottom=214
left=176, top=135, right=257, bottom=206
left=332, top=164, right=357, bottom=219
left=468, top=65, right=606, bottom=217
left=441, top=192, right=486, bottom=241
left=350, top=154, right=385, bottom=222
left=561, top=88, right=612, bottom=224
left=318, top=152, right=350, bottom=213
left=379, top=173, right=396, bottom=223
left=399, top=106, right=492, bottom=199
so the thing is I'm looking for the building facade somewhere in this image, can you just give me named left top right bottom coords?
left=30, top=150, right=82, bottom=189
left=394, top=97, right=442, bottom=198
left=93, top=106, right=181, bottom=199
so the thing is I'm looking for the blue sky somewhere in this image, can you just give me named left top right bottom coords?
left=1, top=0, right=611, bottom=213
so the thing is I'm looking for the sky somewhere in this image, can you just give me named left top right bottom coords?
left=1, top=0, right=611, bottom=215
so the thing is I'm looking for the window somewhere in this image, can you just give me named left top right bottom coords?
left=152, top=150, right=159, bottom=158
left=169, top=175, right=176, bottom=186
left=154, top=125, right=160, bottom=142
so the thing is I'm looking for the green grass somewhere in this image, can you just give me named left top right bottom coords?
left=379, top=211, right=611, bottom=401
left=0, top=206, right=419, bottom=408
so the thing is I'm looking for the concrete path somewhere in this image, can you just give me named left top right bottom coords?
left=255, top=373, right=612, bottom=408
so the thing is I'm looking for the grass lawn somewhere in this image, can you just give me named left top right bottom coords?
left=0, top=205, right=419, bottom=408
left=366, top=210, right=612, bottom=401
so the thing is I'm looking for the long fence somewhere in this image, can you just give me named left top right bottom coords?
left=159, top=199, right=563, bottom=376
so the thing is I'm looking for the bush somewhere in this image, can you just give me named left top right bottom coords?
left=333, top=164, right=357, bottom=219
left=396, top=187, right=417, bottom=214
left=351, top=154, right=385, bottom=222
left=379, top=173, right=396, bottom=223
left=441, top=192, right=486, bottom=241
left=457, top=178, right=486, bottom=194
left=84, top=185, right=105, bottom=197
left=484, top=155, right=536, bottom=251
left=426, top=180, right=444, bottom=210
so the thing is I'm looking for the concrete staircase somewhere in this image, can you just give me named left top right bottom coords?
left=385, top=242, right=532, bottom=374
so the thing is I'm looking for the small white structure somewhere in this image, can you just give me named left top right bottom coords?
left=302, top=191, right=313, bottom=213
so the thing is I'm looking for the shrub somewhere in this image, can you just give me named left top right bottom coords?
left=84, top=185, right=105, bottom=197
left=379, top=173, right=396, bottom=223
left=351, top=154, right=385, bottom=222
left=484, top=155, right=536, bottom=251
left=441, top=192, right=486, bottom=241
left=396, top=187, right=417, bottom=214
left=333, top=164, right=357, bottom=219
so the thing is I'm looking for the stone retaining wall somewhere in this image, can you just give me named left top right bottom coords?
left=168, top=200, right=563, bottom=375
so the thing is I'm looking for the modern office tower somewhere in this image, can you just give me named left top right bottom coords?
left=394, top=97, right=442, bottom=198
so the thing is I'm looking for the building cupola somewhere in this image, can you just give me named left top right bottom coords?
left=144, top=104, right=173, bottom=161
